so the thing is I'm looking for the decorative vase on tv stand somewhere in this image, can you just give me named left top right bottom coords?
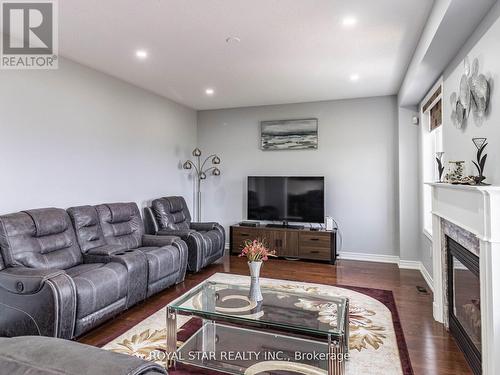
left=239, top=239, right=277, bottom=303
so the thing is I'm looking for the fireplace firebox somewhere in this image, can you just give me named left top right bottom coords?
left=447, top=236, right=481, bottom=375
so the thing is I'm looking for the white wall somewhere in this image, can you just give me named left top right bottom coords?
left=197, top=96, right=399, bottom=256
left=0, top=58, right=197, bottom=213
left=442, top=0, right=500, bottom=184
left=415, top=1, right=500, bottom=279
left=397, top=105, right=420, bottom=261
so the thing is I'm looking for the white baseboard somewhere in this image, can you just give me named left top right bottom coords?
left=227, top=245, right=434, bottom=292
left=419, top=262, right=434, bottom=292
left=338, top=251, right=400, bottom=264
left=399, top=259, right=434, bottom=292
left=398, top=259, right=421, bottom=270
left=335, top=252, right=434, bottom=291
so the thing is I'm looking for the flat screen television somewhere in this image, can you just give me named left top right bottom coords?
left=247, top=176, right=324, bottom=224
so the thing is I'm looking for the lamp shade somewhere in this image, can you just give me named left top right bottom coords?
left=212, top=167, right=221, bottom=176
left=212, top=155, right=221, bottom=164
left=200, top=172, right=207, bottom=180
left=183, top=161, right=192, bottom=169
left=192, top=148, right=202, bottom=157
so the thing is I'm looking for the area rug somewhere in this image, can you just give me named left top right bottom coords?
left=102, top=273, right=413, bottom=375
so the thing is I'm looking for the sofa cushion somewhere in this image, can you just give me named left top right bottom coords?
left=169, top=196, right=186, bottom=213
left=108, top=203, right=134, bottom=224
left=66, top=262, right=128, bottom=319
left=67, top=205, right=106, bottom=252
left=0, top=208, right=82, bottom=270
left=26, top=208, right=69, bottom=237
left=151, top=197, right=191, bottom=231
left=96, top=203, right=144, bottom=250
left=172, top=211, right=187, bottom=224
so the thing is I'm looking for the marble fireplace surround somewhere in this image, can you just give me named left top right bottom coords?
left=439, top=218, right=480, bottom=329
left=428, top=183, right=500, bottom=375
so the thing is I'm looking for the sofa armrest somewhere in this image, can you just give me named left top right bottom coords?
left=0, top=268, right=76, bottom=338
left=190, top=222, right=218, bottom=231
left=85, top=244, right=125, bottom=256
left=0, top=267, right=65, bottom=294
left=142, top=234, right=180, bottom=247
left=157, top=228, right=195, bottom=238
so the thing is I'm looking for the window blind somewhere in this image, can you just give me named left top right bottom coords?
left=423, top=86, right=442, bottom=131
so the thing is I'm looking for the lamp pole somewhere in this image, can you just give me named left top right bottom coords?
left=183, top=148, right=221, bottom=221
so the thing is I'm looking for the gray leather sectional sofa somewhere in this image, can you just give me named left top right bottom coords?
left=144, top=196, right=225, bottom=273
left=0, top=336, right=167, bottom=375
left=0, top=202, right=188, bottom=339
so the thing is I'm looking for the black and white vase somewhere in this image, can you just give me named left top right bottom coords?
left=248, top=261, right=263, bottom=302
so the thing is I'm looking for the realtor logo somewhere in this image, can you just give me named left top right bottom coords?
left=1, top=0, right=58, bottom=69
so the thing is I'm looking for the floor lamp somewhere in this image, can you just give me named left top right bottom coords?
left=183, top=148, right=221, bottom=221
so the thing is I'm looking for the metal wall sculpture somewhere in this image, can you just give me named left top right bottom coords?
left=450, top=57, right=490, bottom=128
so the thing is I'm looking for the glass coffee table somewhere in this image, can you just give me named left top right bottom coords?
left=166, top=280, right=349, bottom=375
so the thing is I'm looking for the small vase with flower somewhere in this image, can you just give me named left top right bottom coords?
left=239, top=239, right=276, bottom=302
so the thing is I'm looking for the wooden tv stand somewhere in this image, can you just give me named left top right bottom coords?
left=230, top=224, right=337, bottom=264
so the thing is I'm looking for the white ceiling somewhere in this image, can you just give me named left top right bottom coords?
left=60, top=0, right=434, bottom=110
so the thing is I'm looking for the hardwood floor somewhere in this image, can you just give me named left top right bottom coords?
left=79, top=255, right=473, bottom=375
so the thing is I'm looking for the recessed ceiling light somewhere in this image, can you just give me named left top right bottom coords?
left=225, top=36, right=241, bottom=44
left=205, top=88, right=215, bottom=96
left=342, top=16, right=358, bottom=27
left=135, top=50, right=148, bottom=59
left=350, top=74, right=360, bottom=81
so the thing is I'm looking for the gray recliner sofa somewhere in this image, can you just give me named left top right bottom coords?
left=0, top=336, right=167, bottom=375
left=0, top=207, right=129, bottom=339
left=68, top=202, right=188, bottom=300
left=145, top=196, right=225, bottom=273
left=0, top=203, right=188, bottom=339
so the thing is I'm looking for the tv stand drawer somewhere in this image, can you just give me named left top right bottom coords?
left=298, top=247, right=331, bottom=260
left=299, top=232, right=330, bottom=248
left=231, top=227, right=262, bottom=253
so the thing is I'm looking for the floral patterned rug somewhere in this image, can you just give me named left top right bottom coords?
left=102, top=273, right=413, bottom=375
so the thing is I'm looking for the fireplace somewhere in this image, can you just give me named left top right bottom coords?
left=427, top=182, right=500, bottom=375
left=447, top=236, right=481, bottom=375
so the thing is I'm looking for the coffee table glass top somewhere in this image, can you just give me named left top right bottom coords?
left=169, top=280, right=347, bottom=337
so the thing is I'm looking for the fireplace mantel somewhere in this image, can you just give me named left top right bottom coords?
left=427, top=182, right=500, bottom=375
left=426, top=183, right=500, bottom=242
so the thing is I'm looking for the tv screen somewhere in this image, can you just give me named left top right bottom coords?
left=247, top=176, right=324, bottom=223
